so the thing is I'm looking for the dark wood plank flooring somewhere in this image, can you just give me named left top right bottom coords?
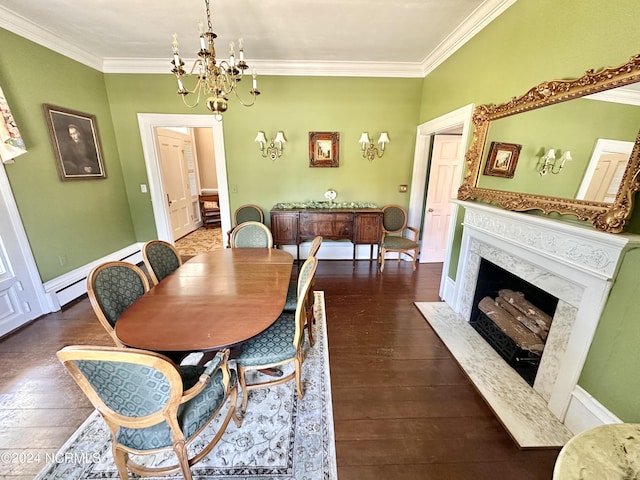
left=0, top=260, right=560, bottom=479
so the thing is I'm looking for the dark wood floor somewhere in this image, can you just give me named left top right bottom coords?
left=0, top=260, right=560, bottom=479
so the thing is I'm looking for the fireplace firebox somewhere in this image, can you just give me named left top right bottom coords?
left=470, top=259, right=559, bottom=386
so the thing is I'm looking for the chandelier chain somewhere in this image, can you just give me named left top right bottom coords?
left=205, top=0, right=213, bottom=32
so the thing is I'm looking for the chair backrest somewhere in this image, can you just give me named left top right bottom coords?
left=230, top=221, right=273, bottom=248
left=382, top=204, right=408, bottom=234
left=308, top=235, right=323, bottom=258
left=142, top=240, right=182, bottom=285
left=87, top=261, right=150, bottom=347
left=234, top=204, right=264, bottom=225
left=57, top=345, right=184, bottom=435
left=293, top=256, right=318, bottom=346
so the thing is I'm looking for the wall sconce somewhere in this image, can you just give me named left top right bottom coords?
left=538, top=149, right=572, bottom=176
left=255, top=131, right=286, bottom=161
left=358, top=132, right=390, bottom=162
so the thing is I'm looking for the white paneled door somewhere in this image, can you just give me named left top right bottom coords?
left=0, top=173, right=45, bottom=336
left=419, top=134, right=463, bottom=263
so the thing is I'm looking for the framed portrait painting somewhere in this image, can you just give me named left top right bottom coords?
left=483, top=141, right=521, bottom=178
left=43, top=104, right=106, bottom=180
left=309, top=131, right=339, bottom=167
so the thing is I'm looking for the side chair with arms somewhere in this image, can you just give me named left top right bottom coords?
left=87, top=261, right=150, bottom=348
left=379, top=204, right=419, bottom=272
left=57, top=345, right=241, bottom=480
left=236, top=256, right=318, bottom=414
left=230, top=221, right=273, bottom=248
left=284, top=236, right=322, bottom=345
left=142, top=239, right=182, bottom=285
left=226, top=204, right=264, bottom=247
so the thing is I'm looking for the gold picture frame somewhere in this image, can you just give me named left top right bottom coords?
left=43, top=104, right=106, bottom=181
left=483, top=142, right=521, bottom=178
left=309, top=131, right=339, bottom=167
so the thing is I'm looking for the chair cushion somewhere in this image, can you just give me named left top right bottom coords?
left=283, top=281, right=297, bottom=312
left=147, top=243, right=180, bottom=282
left=382, top=235, right=418, bottom=250
left=236, top=313, right=296, bottom=367
left=116, top=368, right=237, bottom=451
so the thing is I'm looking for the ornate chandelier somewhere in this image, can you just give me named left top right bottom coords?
left=170, top=0, right=260, bottom=119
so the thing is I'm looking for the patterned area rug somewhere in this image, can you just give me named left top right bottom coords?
left=175, top=227, right=224, bottom=257
left=36, top=292, right=336, bottom=480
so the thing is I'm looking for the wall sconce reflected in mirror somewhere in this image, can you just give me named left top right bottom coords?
left=255, top=131, right=286, bottom=161
left=538, top=148, right=572, bottom=176
left=358, top=132, right=389, bottom=162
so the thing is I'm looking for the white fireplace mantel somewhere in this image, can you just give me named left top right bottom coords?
left=423, top=200, right=640, bottom=444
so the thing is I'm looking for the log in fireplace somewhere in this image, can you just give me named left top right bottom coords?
left=470, top=259, right=558, bottom=386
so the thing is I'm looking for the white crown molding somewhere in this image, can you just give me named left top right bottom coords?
left=420, top=0, right=518, bottom=77
left=0, top=6, right=103, bottom=71
left=1, top=0, right=516, bottom=78
left=102, top=57, right=425, bottom=77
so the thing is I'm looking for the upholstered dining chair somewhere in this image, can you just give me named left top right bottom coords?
left=87, top=261, right=150, bottom=348
left=284, top=236, right=322, bottom=345
left=142, top=239, right=182, bottom=285
left=236, top=256, right=318, bottom=414
left=57, top=345, right=241, bottom=480
left=379, top=204, right=420, bottom=272
left=230, top=221, right=273, bottom=248
left=226, top=204, right=264, bottom=247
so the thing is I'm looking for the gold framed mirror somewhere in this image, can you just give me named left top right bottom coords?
left=457, top=54, right=640, bottom=233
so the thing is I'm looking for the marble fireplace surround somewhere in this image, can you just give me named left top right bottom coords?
left=443, top=201, right=639, bottom=439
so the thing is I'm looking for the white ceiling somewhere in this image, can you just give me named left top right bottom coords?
left=0, top=0, right=515, bottom=77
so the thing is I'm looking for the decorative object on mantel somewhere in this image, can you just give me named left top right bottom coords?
left=457, top=53, right=640, bottom=233
left=538, top=149, right=572, bottom=176
left=273, top=200, right=377, bottom=209
left=483, top=141, right=521, bottom=178
left=169, top=0, right=260, bottom=120
left=255, top=131, right=286, bottom=161
left=309, top=131, right=339, bottom=167
left=358, top=131, right=390, bottom=162
left=0, top=86, right=27, bottom=163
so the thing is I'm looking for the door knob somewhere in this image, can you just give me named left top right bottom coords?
left=428, top=208, right=434, bottom=212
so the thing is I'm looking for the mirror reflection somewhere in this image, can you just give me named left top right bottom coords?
left=476, top=85, right=640, bottom=201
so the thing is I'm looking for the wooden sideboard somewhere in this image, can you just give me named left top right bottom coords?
left=270, top=208, right=383, bottom=263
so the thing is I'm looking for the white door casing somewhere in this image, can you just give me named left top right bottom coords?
left=138, top=114, right=230, bottom=243
left=0, top=164, right=49, bottom=335
left=420, top=134, right=463, bottom=263
left=408, top=104, right=474, bottom=302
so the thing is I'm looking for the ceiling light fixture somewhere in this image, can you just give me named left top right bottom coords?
left=170, top=0, right=260, bottom=120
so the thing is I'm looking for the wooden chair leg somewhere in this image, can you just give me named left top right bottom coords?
left=112, top=446, right=130, bottom=480
left=173, top=441, right=193, bottom=480
left=238, top=367, right=249, bottom=414
left=294, top=356, right=303, bottom=399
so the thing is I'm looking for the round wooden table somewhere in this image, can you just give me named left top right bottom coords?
left=115, top=248, right=294, bottom=353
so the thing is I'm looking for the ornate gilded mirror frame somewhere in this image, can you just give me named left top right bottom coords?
left=457, top=54, right=640, bottom=233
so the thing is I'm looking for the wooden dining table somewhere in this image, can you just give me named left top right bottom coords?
left=115, top=248, right=294, bottom=353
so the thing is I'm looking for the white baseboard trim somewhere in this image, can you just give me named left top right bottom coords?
left=564, top=385, right=622, bottom=434
left=278, top=241, right=381, bottom=261
left=440, top=276, right=456, bottom=305
left=43, top=242, right=145, bottom=311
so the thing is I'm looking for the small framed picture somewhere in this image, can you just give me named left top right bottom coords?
left=43, top=104, right=106, bottom=180
left=309, top=131, right=339, bottom=167
left=483, top=141, right=521, bottom=178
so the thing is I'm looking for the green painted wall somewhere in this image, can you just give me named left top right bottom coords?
left=103, top=74, right=422, bottom=238
left=0, top=29, right=136, bottom=282
left=415, top=0, right=640, bottom=421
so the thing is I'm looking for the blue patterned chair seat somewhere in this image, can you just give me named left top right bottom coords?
left=236, top=313, right=296, bottom=366
left=283, top=282, right=297, bottom=312
left=117, top=369, right=237, bottom=450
